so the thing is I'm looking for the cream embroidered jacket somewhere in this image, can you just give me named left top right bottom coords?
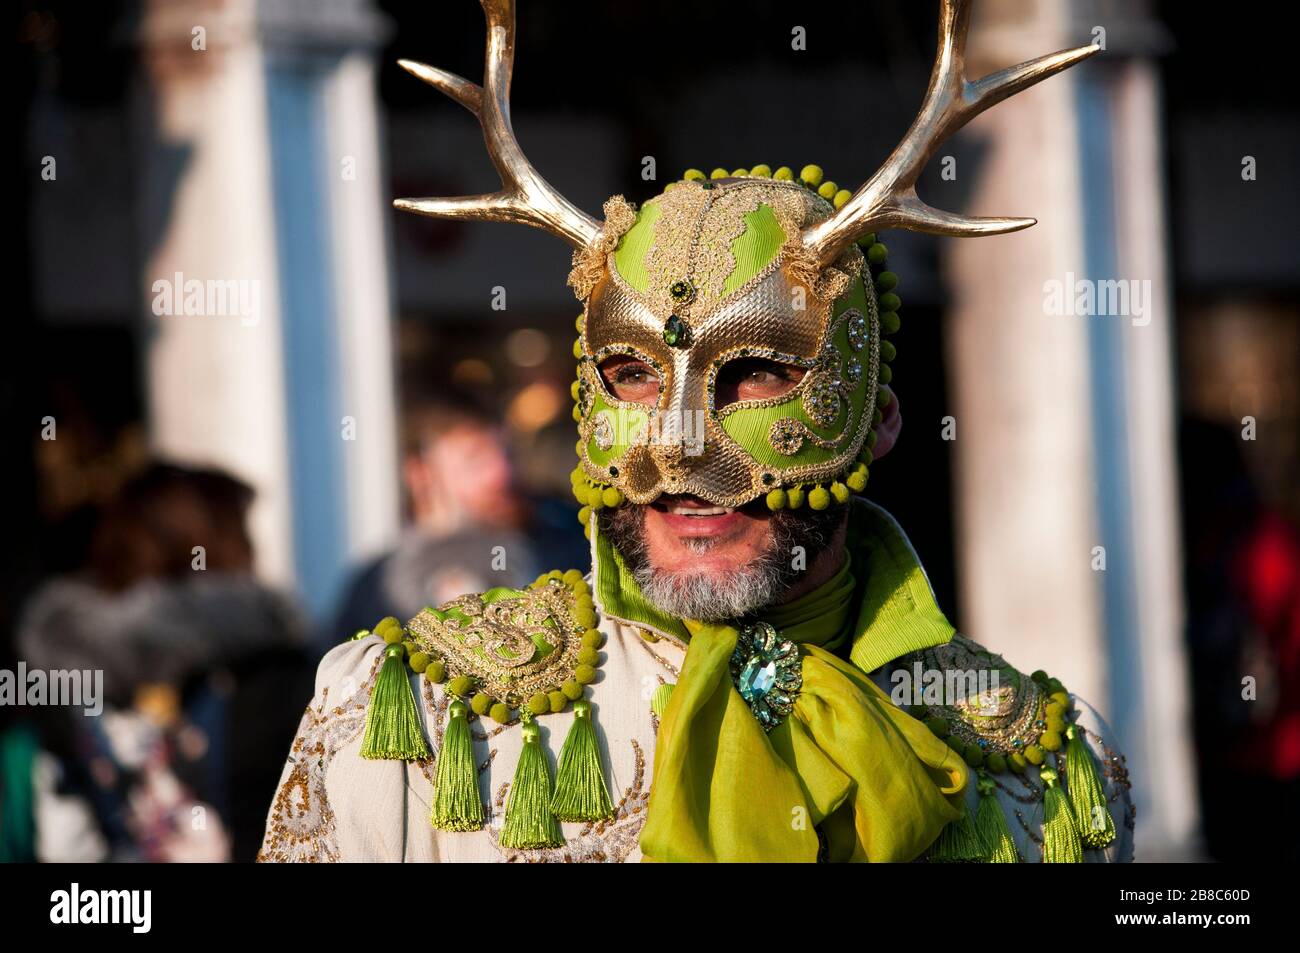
left=258, top=618, right=1135, bottom=863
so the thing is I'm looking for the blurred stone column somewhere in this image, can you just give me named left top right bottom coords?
left=945, top=0, right=1197, bottom=857
left=136, top=0, right=397, bottom=615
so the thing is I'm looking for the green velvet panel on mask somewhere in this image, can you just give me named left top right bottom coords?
left=584, top=391, right=647, bottom=468
left=720, top=397, right=845, bottom=469
left=612, top=202, right=660, bottom=292
left=723, top=203, right=786, bottom=296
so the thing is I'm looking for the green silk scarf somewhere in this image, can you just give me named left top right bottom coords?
left=593, top=499, right=969, bottom=862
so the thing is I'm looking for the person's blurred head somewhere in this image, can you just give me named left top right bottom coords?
left=90, top=462, right=255, bottom=591
left=400, top=391, right=523, bottom=532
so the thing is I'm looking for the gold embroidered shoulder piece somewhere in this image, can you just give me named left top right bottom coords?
left=887, top=634, right=1124, bottom=862
left=388, top=570, right=615, bottom=849
left=405, top=572, right=601, bottom=717
left=887, top=633, right=1065, bottom=773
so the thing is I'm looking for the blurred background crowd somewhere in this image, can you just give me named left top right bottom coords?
left=4, top=0, right=1296, bottom=861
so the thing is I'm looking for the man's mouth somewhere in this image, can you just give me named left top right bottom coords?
left=659, top=502, right=734, bottom=517
left=649, top=494, right=748, bottom=537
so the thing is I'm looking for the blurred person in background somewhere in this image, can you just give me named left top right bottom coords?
left=10, top=462, right=310, bottom=861
left=1180, top=418, right=1300, bottom=861
left=329, top=389, right=550, bottom=649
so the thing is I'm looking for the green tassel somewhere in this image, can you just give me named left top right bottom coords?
left=361, top=644, right=430, bottom=760
left=1064, top=724, right=1116, bottom=848
left=1039, top=766, right=1084, bottom=863
left=500, top=712, right=563, bottom=849
left=550, top=699, right=614, bottom=821
left=928, top=802, right=986, bottom=862
left=974, top=774, right=1020, bottom=863
left=430, top=698, right=484, bottom=831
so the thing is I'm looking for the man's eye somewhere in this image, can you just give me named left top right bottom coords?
left=615, top=367, right=652, bottom=384
left=598, top=357, right=660, bottom=406
left=715, top=359, right=806, bottom=407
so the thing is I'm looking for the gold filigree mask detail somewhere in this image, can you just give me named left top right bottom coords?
left=574, top=178, right=877, bottom=507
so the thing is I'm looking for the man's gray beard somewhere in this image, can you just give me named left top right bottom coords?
left=597, top=502, right=845, bottom=622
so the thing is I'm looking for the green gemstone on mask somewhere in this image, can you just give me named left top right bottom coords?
left=663, top=314, right=687, bottom=347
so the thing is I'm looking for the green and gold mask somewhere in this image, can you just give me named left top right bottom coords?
left=394, top=0, right=1097, bottom=529
left=570, top=173, right=884, bottom=510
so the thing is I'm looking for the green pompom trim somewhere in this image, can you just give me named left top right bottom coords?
left=447, top=675, right=475, bottom=698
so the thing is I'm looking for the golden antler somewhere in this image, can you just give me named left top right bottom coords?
left=392, top=0, right=601, bottom=250
left=802, top=0, right=1099, bottom=267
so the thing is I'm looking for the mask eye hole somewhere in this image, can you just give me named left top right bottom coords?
left=597, top=355, right=660, bottom=407
left=715, top=358, right=806, bottom=408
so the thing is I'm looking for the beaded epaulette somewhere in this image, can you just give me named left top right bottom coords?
left=889, top=634, right=1118, bottom=863
left=352, top=569, right=613, bottom=850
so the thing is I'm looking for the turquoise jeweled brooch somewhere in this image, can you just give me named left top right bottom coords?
left=729, top=622, right=802, bottom=731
